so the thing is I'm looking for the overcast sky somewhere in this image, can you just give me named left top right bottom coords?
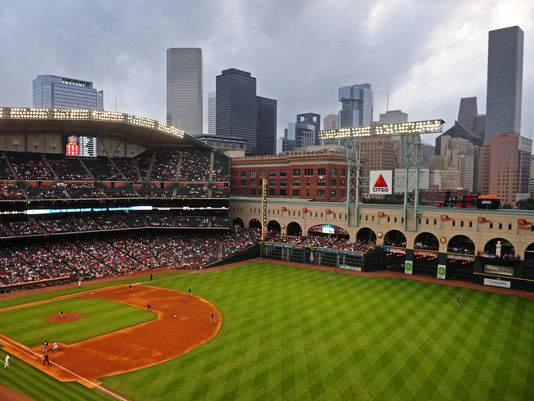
left=1, top=0, right=533, bottom=146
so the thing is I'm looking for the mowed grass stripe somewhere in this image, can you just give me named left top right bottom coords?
left=0, top=351, right=113, bottom=401
left=0, top=297, right=156, bottom=346
left=3, top=262, right=532, bottom=401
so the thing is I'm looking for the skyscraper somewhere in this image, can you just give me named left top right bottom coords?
left=216, top=69, right=257, bottom=155
left=166, top=48, right=202, bottom=135
left=323, top=114, right=338, bottom=130
left=208, top=91, right=216, bottom=135
left=282, top=113, right=320, bottom=152
left=256, top=96, right=277, bottom=155
left=338, top=83, right=373, bottom=128
left=485, top=26, right=523, bottom=138
left=32, top=75, right=104, bottom=110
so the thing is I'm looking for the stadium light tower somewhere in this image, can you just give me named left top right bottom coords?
left=319, top=119, right=444, bottom=231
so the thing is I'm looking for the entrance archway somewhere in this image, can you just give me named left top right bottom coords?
left=525, top=243, right=534, bottom=261
left=232, top=217, right=244, bottom=230
left=483, top=238, right=515, bottom=259
left=447, top=235, right=475, bottom=280
left=249, top=219, right=262, bottom=230
left=286, top=222, right=302, bottom=236
left=414, top=232, right=439, bottom=251
left=384, top=230, right=406, bottom=247
left=267, top=220, right=281, bottom=234
left=447, top=235, right=475, bottom=255
left=383, top=230, right=407, bottom=271
left=356, top=227, right=376, bottom=243
left=413, top=232, right=439, bottom=276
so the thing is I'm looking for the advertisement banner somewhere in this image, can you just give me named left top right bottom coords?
left=437, top=264, right=446, bottom=279
left=369, top=170, right=392, bottom=195
left=404, top=260, right=413, bottom=275
left=483, top=278, right=511, bottom=289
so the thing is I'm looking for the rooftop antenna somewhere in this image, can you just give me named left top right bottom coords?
left=386, top=80, right=390, bottom=112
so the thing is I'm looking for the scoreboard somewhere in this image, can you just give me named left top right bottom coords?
left=65, top=135, right=97, bottom=157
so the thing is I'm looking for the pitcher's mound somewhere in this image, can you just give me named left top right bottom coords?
left=47, top=312, right=83, bottom=323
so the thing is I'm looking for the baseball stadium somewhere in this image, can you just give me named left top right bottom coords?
left=0, top=107, right=533, bottom=401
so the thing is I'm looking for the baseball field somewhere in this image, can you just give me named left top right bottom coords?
left=1, top=261, right=533, bottom=401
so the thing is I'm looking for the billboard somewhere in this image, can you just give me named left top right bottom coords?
left=369, top=170, right=392, bottom=194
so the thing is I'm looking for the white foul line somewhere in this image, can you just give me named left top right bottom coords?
left=0, top=335, right=130, bottom=401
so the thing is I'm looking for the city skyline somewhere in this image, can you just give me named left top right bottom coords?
left=0, top=1, right=533, bottom=146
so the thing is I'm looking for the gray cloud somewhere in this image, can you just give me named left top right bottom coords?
left=1, top=0, right=533, bottom=146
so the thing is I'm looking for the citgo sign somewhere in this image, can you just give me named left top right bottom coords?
left=369, top=170, right=392, bottom=194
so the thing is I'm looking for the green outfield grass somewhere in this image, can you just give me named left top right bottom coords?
left=1, top=263, right=534, bottom=401
left=0, top=297, right=156, bottom=346
left=0, top=350, right=114, bottom=401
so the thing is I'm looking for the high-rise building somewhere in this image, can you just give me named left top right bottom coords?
left=378, top=110, right=407, bottom=124
left=282, top=113, right=320, bottom=152
left=32, top=75, right=104, bottom=110
left=323, top=114, right=338, bottom=131
left=166, top=48, right=202, bottom=135
left=208, top=91, right=216, bottom=135
left=216, top=69, right=257, bottom=155
left=485, top=26, right=523, bottom=139
left=338, top=83, right=373, bottom=128
left=432, top=135, right=476, bottom=191
left=256, top=96, right=277, bottom=155
left=378, top=109, right=408, bottom=168
left=479, top=132, right=532, bottom=205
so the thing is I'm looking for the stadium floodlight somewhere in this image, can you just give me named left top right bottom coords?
left=0, top=107, right=185, bottom=138
left=319, top=119, right=444, bottom=140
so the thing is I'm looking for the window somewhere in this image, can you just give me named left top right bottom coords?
left=240, top=170, right=247, bottom=177
left=280, top=179, right=286, bottom=187
left=318, top=168, right=326, bottom=175
left=340, top=168, right=346, bottom=176
left=280, top=169, right=287, bottom=176
left=331, top=168, right=337, bottom=176
left=249, top=188, right=256, bottom=195
left=293, top=168, right=300, bottom=175
left=268, top=188, right=276, bottom=195
left=269, top=170, right=276, bottom=177
left=317, top=190, right=325, bottom=197
left=331, top=190, right=336, bottom=197
left=331, top=178, right=337, bottom=186
left=340, top=179, right=346, bottom=186
left=317, top=179, right=325, bottom=186
left=292, top=189, right=300, bottom=196
left=249, top=180, right=256, bottom=187
left=304, top=168, right=314, bottom=176
left=259, top=170, right=266, bottom=177
left=293, top=179, right=300, bottom=186
left=240, top=179, right=247, bottom=186
left=279, top=188, right=286, bottom=196
left=250, top=170, right=256, bottom=178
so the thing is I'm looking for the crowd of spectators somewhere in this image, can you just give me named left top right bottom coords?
left=0, top=182, right=25, bottom=200
left=0, top=230, right=255, bottom=286
left=265, top=232, right=375, bottom=253
left=47, top=155, right=92, bottom=181
left=179, top=151, right=210, bottom=182
left=83, top=157, right=125, bottom=181
left=9, top=153, right=55, bottom=180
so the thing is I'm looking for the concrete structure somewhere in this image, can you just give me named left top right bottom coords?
left=256, top=96, right=277, bottom=156
left=230, top=197, right=534, bottom=259
left=338, top=83, right=373, bottom=128
left=230, top=146, right=346, bottom=200
left=486, top=26, right=523, bottom=139
left=32, top=75, right=103, bottom=111
left=480, top=132, right=532, bottom=205
left=208, top=91, right=216, bottom=135
left=166, top=48, right=203, bottom=136
left=323, top=114, right=338, bottom=131
left=196, top=134, right=246, bottom=158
